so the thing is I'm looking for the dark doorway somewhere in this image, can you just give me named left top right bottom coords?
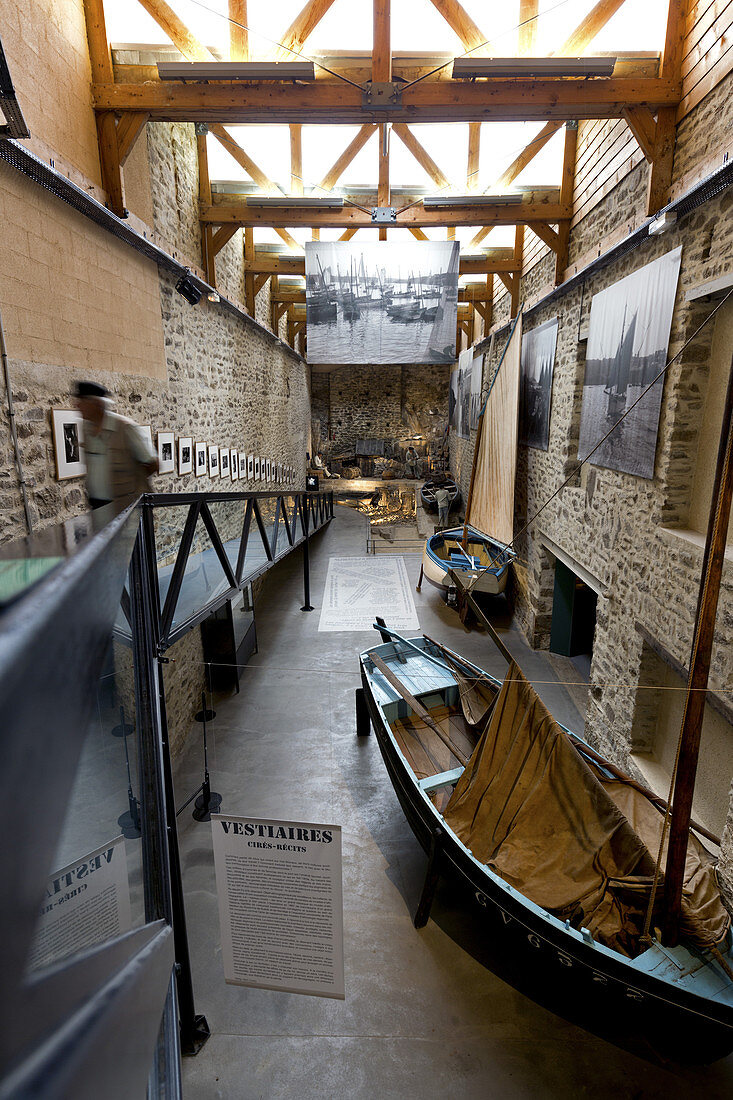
left=549, top=559, right=598, bottom=661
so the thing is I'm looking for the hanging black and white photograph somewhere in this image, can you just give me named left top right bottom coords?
left=469, top=348, right=484, bottom=431
left=195, top=441, right=208, bottom=475
left=51, top=409, right=86, bottom=480
left=178, top=436, right=193, bottom=476
left=519, top=317, right=559, bottom=450
left=230, top=448, right=239, bottom=480
left=577, top=247, right=682, bottom=478
left=208, top=444, right=219, bottom=478
left=220, top=449, right=231, bottom=478
left=157, top=431, right=175, bottom=475
left=305, top=241, right=460, bottom=364
left=449, top=348, right=472, bottom=439
left=239, top=452, right=247, bottom=478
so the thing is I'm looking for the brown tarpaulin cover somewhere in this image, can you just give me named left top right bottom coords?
left=443, top=663, right=730, bottom=956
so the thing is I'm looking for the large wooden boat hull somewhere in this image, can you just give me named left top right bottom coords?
left=421, top=526, right=514, bottom=596
left=359, top=637, right=733, bottom=1062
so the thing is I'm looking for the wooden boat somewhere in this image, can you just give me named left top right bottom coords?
left=421, top=524, right=514, bottom=595
left=421, top=314, right=522, bottom=607
left=358, top=625, right=733, bottom=1062
left=420, top=477, right=461, bottom=514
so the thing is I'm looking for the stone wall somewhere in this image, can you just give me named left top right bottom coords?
left=316, top=362, right=450, bottom=462
left=458, top=71, right=733, bottom=891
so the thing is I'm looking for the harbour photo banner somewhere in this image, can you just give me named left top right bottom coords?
left=305, top=241, right=459, bottom=364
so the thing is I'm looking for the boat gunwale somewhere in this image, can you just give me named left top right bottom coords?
left=359, top=638, right=733, bottom=1033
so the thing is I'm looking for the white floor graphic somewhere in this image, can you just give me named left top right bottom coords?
left=318, top=555, right=419, bottom=633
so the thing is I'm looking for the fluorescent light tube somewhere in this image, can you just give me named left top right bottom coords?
left=423, top=194, right=522, bottom=207
left=246, top=196, right=345, bottom=208
left=452, top=57, right=617, bottom=79
left=157, top=61, right=316, bottom=82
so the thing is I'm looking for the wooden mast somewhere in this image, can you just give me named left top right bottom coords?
left=661, top=355, right=733, bottom=945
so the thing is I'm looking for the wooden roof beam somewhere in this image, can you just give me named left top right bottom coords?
left=275, top=0, right=339, bottom=59
left=467, top=122, right=480, bottom=190
left=135, top=0, right=215, bottom=62
left=228, top=0, right=248, bottom=61
left=201, top=196, right=568, bottom=228
left=209, top=124, right=281, bottom=193
left=93, top=77, right=678, bottom=124
left=518, top=0, right=538, bottom=55
left=392, top=124, right=450, bottom=189
left=556, top=0, right=629, bottom=56
left=290, top=124, right=303, bottom=194
left=243, top=252, right=517, bottom=275
left=427, top=0, right=491, bottom=54
left=318, top=125, right=377, bottom=190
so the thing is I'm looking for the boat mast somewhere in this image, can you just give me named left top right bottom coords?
left=661, top=354, right=733, bottom=946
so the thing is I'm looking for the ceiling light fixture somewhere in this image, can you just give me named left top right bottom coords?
left=423, top=194, right=522, bottom=208
left=246, top=196, right=345, bottom=208
left=157, top=61, right=316, bottom=82
left=452, top=57, right=617, bottom=79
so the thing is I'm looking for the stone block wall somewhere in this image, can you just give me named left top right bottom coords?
left=461, top=71, right=733, bottom=891
left=316, top=362, right=449, bottom=459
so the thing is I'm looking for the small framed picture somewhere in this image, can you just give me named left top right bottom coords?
left=266, top=459, right=272, bottom=481
left=260, top=457, right=266, bottom=481
left=208, top=444, right=219, bottom=477
left=140, top=425, right=154, bottom=452
left=247, top=454, right=254, bottom=478
left=239, top=452, right=247, bottom=478
left=195, top=441, right=208, bottom=475
left=220, top=449, right=230, bottom=478
left=230, top=448, right=239, bottom=480
left=51, top=409, right=86, bottom=480
left=178, top=436, right=193, bottom=475
left=157, top=431, right=175, bottom=474
left=254, top=456, right=260, bottom=480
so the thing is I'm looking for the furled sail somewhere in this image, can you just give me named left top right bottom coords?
left=466, top=315, right=522, bottom=546
left=444, top=662, right=730, bottom=957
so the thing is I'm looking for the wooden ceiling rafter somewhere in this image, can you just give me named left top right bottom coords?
left=374, top=0, right=391, bottom=240
left=228, top=0, right=249, bottom=61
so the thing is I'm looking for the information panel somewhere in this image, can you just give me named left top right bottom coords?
left=211, top=815, right=344, bottom=999
left=28, top=835, right=132, bottom=972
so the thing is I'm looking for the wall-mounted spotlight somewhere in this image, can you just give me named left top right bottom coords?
left=176, top=272, right=202, bottom=305
left=207, top=290, right=220, bottom=303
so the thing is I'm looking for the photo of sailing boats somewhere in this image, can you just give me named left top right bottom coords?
left=577, top=246, right=682, bottom=478
left=519, top=317, right=558, bottom=450
left=449, top=348, right=472, bottom=438
left=305, top=241, right=460, bottom=364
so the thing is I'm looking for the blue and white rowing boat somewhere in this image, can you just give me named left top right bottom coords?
left=420, top=524, right=515, bottom=595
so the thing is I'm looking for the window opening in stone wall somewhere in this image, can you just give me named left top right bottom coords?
left=631, top=642, right=732, bottom=837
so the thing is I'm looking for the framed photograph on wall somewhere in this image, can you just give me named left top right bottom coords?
left=195, top=441, right=207, bottom=475
left=178, top=436, right=193, bottom=475
left=239, top=452, right=247, bottom=478
left=51, top=409, right=86, bottom=481
left=254, top=456, right=260, bottom=480
left=220, top=449, right=230, bottom=477
left=230, top=448, right=239, bottom=480
left=140, top=425, right=154, bottom=453
left=208, top=444, right=219, bottom=477
left=266, top=459, right=272, bottom=481
left=157, top=431, right=175, bottom=474
left=247, top=454, right=254, bottom=478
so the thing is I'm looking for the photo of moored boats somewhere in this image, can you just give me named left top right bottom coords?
left=305, top=241, right=459, bottom=364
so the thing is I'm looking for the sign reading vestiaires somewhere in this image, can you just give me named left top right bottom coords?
left=211, top=815, right=344, bottom=999
left=27, top=836, right=132, bottom=972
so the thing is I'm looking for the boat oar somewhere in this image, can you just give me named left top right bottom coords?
left=445, top=567, right=514, bottom=665
left=369, top=653, right=469, bottom=767
left=372, top=622, right=456, bottom=675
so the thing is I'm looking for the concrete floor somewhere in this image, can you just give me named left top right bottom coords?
left=176, top=504, right=733, bottom=1099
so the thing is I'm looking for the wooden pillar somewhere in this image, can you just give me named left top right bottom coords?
left=373, top=0, right=391, bottom=241
left=270, top=275, right=280, bottom=334
left=228, top=0, right=248, bottom=60
left=290, top=124, right=303, bottom=195
left=244, top=227, right=255, bottom=316
left=555, top=121, right=577, bottom=286
left=196, top=127, right=216, bottom=287
left=511, top=225, right=524, bottom=318
left=518, top=0, right=538, bottom=54
left=96, top=111, right=125, bottom=218
left=467, top=123, right=480, bottom=191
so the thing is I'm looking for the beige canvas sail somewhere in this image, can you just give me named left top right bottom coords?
left=466, top=315, right=522, bottom=546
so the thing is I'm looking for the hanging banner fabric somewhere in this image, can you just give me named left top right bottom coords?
left=211, top=815, right=345, bottom=999
left=467, top=315, right=522, bottom=546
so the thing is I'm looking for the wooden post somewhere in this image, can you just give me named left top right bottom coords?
left=518, top=0, right=538, bottom=54
left=82, top=0, right=113, bottom=84
left=196, top=127, right=216, bottom=287
left=96, top=111, right=125, bottom=218
left=467, top=123, right=480, bottom=191
left=374, top=0, right=391, bottom=241
left=511, top=225, right=523, bottom=318
left=661, top=357, right=733, bottom=946
left=270, top=275, right=280, bottom=334
left=244, top=227, right=255, bottom=316
left=228, top=0, right=248, bottom=60
left=555, top=121, right=577, bottom=286
left=290, top=124, right=303, bottom=195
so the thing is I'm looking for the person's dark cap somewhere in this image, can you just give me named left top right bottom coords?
left=74, top=381, right=108, bottom=398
